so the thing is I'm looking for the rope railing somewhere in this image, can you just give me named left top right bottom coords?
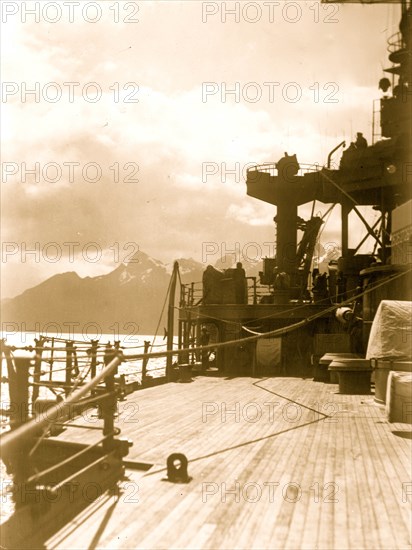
left=1, top=335, right=169, bottom=390
left=14, top=337, right=148, bottom=350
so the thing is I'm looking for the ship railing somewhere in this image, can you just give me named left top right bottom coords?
left=0, top=349, right=128, bottom=530
left=2, top=333, right=234, bottom=470
left=252, top=284, right=292, bottom=302
left=246, top=277, right=258, bottom=304
left=180, top=281, right=203, bottom=306
left=0, top=335, right=180, bottom=534
left=387, top=31, right=403, bottom=54
left=180, top=278, right=259, bottom=306
left=1, top=350, right=123, bottom=451
left=247, top=162, right=322, bottom=178
left=0, top=335, right=168, bottom=419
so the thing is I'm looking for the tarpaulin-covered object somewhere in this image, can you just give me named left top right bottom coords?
left=366, top=300, right=412, bottom=359
left=256, top=337, right=281, bottom=372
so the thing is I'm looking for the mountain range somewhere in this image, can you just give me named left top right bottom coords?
left=1, top=243, right=339, bottom=337
left=0, top=251, right=261, bottom=336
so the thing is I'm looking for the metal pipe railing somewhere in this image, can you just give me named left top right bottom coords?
left=247, top=162, right=322, bottom=177
left=1, top=354, right=122, bottom=456
left=327, top=141, right=346, bottom=169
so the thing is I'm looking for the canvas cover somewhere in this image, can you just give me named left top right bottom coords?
left=256, top=338, right=281, bottom=372
left=366, top=300, right=412, bottom=359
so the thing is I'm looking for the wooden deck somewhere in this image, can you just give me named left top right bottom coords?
left=46, top=376, right=411, bottom=550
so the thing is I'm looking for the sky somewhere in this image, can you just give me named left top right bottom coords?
left=0, top=0, right=402, bottom=298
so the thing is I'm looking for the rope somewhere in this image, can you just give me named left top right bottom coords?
left=145, top=378, right=330, bottom=476
left=11, top=266, right=405, bottom=367
left=125, top=266, right=411, bottom=360
left=317, top=204, right=337, bottom=244
left=149, top=273, right=173, bottom=353
left=2, top=268, right=410, bottom=373
left=179, top=265, right=408, bottom=328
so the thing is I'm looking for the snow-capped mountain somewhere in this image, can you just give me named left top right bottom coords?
left=0, top=250, right=211, bottom=334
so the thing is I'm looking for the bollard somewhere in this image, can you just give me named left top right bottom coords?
left=177, top=364, right=193, bottom=383
left=164, top=453, right=192, bottom=483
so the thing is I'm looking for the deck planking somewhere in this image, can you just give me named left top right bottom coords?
left=45, top=376, right=411, bottom=550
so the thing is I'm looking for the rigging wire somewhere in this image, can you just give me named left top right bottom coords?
left=149, top=273, right=173, bottom=353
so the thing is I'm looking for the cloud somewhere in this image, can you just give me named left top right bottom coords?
left=226, top=202, right=274, bottom=226
left=1, top=1, right=398, bottom=297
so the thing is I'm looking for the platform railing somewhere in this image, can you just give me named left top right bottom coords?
left=181, top=277, right=263, bottom=306
left=247, top=162, right=322, bottom=178
left=180, top=281, right=203, bottom=306
left=387, top=31, right=403, bottom=53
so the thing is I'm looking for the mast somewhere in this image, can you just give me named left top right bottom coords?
left=166, top=261, right=179, bottom=380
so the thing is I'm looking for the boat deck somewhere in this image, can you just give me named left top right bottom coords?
left=47, top=376, right=411, bottom=550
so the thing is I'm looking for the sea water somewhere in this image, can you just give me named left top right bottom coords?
left=0, top=330, right=175, bottom=416
left=1, top=331, right=174, bottom=380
